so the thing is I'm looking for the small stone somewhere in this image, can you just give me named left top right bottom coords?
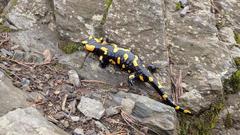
left=21, top=78, right=30, bottom=87
left=54, top=90, right=60, bottom=95
left=70, top=115, right=80, bottom=122
left=95, top=121, right=110, bottom=133
left=73, top=128, right=84, bottom=135
left=105, top=106, right=120, bottom=117
left=180, top=5, right=190, bottom=17
left=77, top=97, right=105, bottom=120
left=68, top=70, right=80, bottom=87
left=121, top=98, right=135, bottom=114
left=0, top=71, right=5, bottom=80
left=61, top=120, right=69, bottom=128
left=0, top=49, right=13, bottom=57
left=54, top=111, right=66, bottom=120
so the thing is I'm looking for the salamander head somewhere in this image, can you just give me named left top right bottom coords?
left=81, top=36, right=103, bottom=52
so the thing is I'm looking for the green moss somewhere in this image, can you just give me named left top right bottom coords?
left=100, top=0, right=112, bottom=25
left=234, top=32, right=240, bottom=44
left=60, top=41, right=80, bottom=54
left=0, top=24, right=12, bottom=32
left=234, top=57, right=240, bottom=69
left=229, top=70, right=240, bottom=93
left=179, top=100, right=224, bottom=135
left=176, top=2, right=184, bottom=11
left=224, top=112, right=233, bottom=129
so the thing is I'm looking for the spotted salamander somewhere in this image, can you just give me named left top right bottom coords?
left=81, top=36, right=192, bottom=115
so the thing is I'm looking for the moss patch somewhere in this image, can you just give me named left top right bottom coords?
left=234, top=32, right=240, bottom=44
left=224, top=70, right=240, bottom=94
left=100, top=0, right=112, bottom=25
left=176, top=2, right=184, bottom=11
left=234, top=57, right=240, bottom=69
left=224, top=112, right=233, bottom=129
left=179, top=101, right=224, bottom=135
left=59, top=41, right=81, bottom=54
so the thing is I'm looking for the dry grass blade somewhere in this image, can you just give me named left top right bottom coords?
left=81, top=79, right=109, bottom=85
left=61, top=94, right=68, bottom=112
left=120, top=111, right=145, bottom=135
left=105, top=128, right=128, bottom=135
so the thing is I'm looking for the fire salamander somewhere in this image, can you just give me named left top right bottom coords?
left=81, top=36, right=192, bottom=115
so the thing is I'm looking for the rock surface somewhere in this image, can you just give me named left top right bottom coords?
left=53, top=0, right=105, bottom=41
left=113, top=91, right=177, bottom=135
left=0, top=71, right=28, bottom=117
left=77, top=96, right=105, bottom=120
left=0, top=107, right=68, bottom=135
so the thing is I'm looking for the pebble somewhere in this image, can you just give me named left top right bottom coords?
left=70, top=115, right=80, bottom=122
left=77, top=97, right=105, bottom=120
left=95, top=121, right=110, bottom=133
left=68, top=70, right=80, bottom=87
left=105, top=106, right=120, bottom=117
left=73, top=128, right=84, bottom=135
left=53, top=111, right=66, bottom=120
left=21, top=78, right=30, bottom=87
left=121, top=98, right=135, bottom=114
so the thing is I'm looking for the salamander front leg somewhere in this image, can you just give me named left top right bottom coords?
left=99, top=55, right=109, bottom=68
left=147, top=64, right=158, bottom=73
left=128, top=73, right=137, bottom=86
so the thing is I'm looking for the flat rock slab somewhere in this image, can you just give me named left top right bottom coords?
left=0, top=107, right=69, bottom=135
left=53, top=0, right=105, bottom=41
left=113, top=91, right=177, bottom=135
left=77, top=96, right=105, bottom=120
left=0, top=72, right=28, bottom=116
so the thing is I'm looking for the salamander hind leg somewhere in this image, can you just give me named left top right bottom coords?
left=99, top=55, right=109, bottom=68
left=147, top=64, right=158, bottom=73
left=128, top=73, right=137, bottom=86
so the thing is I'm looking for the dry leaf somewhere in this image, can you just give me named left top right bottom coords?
left=42, top=49, right=52, bottom=63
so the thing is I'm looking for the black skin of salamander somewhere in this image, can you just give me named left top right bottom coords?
left=82, top=37, right=192, bottom=115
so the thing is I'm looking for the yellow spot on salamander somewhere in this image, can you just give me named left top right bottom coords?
left=94, top=38, right=102, bottom=43
left=133, top=56, right=138, bottom=67
left=100, top=47, right=108, bottom=55
left=99, top=56, right=103, bottom=61
left=183, top=110, right=191, bottom=114
left=148, top=77, right=154, bottom=82
left=82, top=40, right=88, bottom=44
left=89, top=36, right=93, bottom=39
left=85, top=44, right=95, bottom=52
left=162, top=94, right=168, bottom=100
left=111, top=44, right=117, bottom=48
left=117, top=57, right=121, bottom=64
left=123, top=53, right=128, bottom=61
left=109, top=59, right=116, bottom=65
left=128, top=70, right=131, bottom=73
left=175, top=106, right=180, bottom=110
left=122, top=64, right=125, bottom=68
left=158, top=81, right=163, bottom=88
left=113, top=47, right=119, bottom=53
left=139, top=75, right=144, bottom=81
left=129, top=74, right=135, bottom=79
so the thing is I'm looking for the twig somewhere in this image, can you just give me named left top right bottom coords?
left=120, top=111, right=145, bottom=135
left=61, top=94, right=68, bottom=111
left=81, top=79, right=109, bottom=85
left=0, top=56, right=32, bottom=68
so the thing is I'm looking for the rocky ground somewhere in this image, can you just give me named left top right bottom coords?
left=0, top=0, right=240, bottom=135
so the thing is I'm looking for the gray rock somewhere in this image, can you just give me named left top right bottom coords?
left=0, top=75, right=28, bottom=116
left=70, top=115, right=80, bottom=122
left=77, top=97, right=105, bottom=120
left=68, top=70, right=80, bottom=87
left=219, top=27, right=236, bottom=44
left=73, top=127, right=84, bottom=135
left=94, top=121, right=109, bottom=133
left=121, top=98, right=135, bottom=114
left=113, top=91, right=177, bottom=135
left=0, top=107, right=68, bottom=135
left=0, top=48, right=13, bottom=56
left=53, top=0, right=105, bottom=41
left=105, top=106, right=120, bottom=117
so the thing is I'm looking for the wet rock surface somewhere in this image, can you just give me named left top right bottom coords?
left=0, top=107, right=68, bottom=135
